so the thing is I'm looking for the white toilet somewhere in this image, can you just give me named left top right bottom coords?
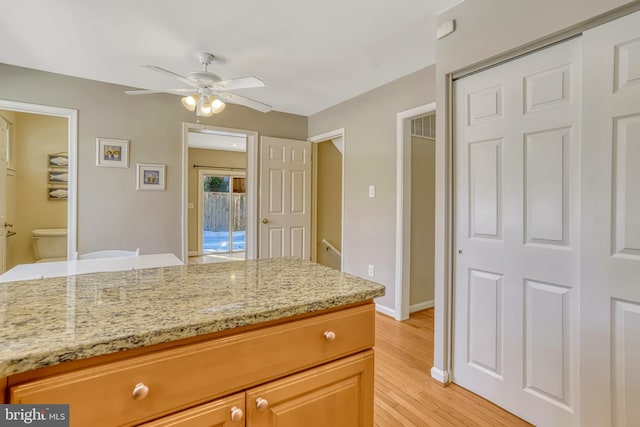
left=32, top=228, right=67, bottom=263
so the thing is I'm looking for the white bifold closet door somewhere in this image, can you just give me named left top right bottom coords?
left=581, top=11, right=640, bottom=427
left=453, top=38, right=582, bottom=426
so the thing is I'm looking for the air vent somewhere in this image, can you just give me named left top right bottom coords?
left=411, top=113, right=435, bottom=139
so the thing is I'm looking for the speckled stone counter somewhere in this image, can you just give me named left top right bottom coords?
left=0, top=257, right=384, bottom=377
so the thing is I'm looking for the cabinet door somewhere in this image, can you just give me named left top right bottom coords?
left=246, top=351, right=373, bottom=427
left=141, top=392, right=245, bottom=427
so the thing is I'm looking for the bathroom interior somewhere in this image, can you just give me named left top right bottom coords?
left=1, top=109, right=68, bottom=271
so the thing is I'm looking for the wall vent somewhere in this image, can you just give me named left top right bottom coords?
left=411, top=113, right=435, bottom=139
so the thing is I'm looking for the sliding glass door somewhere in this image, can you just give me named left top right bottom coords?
left=201, top=174, right=246, bottom=254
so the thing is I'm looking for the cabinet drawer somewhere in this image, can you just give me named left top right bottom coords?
left=10, top=304, right=374, bottom=426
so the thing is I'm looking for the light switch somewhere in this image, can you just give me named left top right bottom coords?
left=368, top=185, right=375, bottom=198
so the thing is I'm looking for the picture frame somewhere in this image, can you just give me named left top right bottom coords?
left=48, top=170, right=69, bottom=184
left=48, top=153, right=68, bottom=168
left=48, top=187, right=68, bottom=200
left=96, top=138, right=129, bottom=168
left=136, top=163, right=166, bottom=191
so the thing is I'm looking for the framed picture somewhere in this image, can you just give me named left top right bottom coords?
left=48, top=187, right=68, bottom=200
left=48, top=170, right=69, bottom=184
left=48, top=153, right=68, bottom=168
left=96, top=138, right=129, bottom=168
left=137, top=163, right=166, bottom=191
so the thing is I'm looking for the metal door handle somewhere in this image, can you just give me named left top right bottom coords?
left=262, top=218, right=269, bottom=224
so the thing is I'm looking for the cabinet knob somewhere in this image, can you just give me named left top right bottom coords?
left=230, top=406, right=244, bottom=422
left=324, top=331, right=336, bottom=342
left=256, top=397, right=269, bottom=411
left=132, top=383, right=149, bottom=400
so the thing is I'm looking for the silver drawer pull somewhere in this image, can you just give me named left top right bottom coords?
left=256, top=397, right=269, bottom=411
left=230, top=406, right=244, bottom=421
left=323, top=331, right=336, bottom=342
left=132, top=383, right=149, bottom=400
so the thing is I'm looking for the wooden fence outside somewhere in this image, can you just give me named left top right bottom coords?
left=203, top=192, right=247, bottom=232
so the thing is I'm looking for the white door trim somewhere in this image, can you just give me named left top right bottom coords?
left=0, top=100, right=78, bottom=260
left=181, top=123, right=258, bottom=262
left=308, top=128, right=345, bottom=271
left=395, top=103, right=436, bottom=321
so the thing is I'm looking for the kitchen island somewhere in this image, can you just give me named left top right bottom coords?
left=0, top=257, right=384, bottom=426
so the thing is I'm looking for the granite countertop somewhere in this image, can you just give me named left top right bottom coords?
left=0, top=257, right=384, bottom=377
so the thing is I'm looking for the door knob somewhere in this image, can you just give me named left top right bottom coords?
left=262, top=218, right=269, bottom=224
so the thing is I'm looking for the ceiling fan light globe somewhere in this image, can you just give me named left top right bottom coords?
left=211, top=98, right=226, bottom=113
left=197, top=102, right=214, bottom=117
left=181, top=95, right=198, bottom=111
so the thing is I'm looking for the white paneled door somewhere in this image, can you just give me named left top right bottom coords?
left=454, top=38, right=581, bottom=426
left=581, top=12, right=640, bottom=427
left=0, top=117, right=7, bottom=273
left=259, top=136, right=311, bottom=259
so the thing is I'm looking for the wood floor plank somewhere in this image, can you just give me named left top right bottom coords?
left=374, top=309, right=532, bottom=427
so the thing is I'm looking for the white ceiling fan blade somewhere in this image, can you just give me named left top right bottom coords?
left=218, top=92, right=272, bottom=113
left=143, top=65, right=198, bottom=87
left=212, top=76, right=266, bottom=91
left=125, top=88, right=197, bottom=96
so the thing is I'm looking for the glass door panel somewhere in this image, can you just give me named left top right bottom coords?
left=202, top=175, right=246, bottom=254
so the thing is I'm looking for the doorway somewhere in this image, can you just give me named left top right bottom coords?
left=183, top=125, right=253, bottom=264
left=308, top=128, right=345, bottom=271
left=0, top=101, right=77, bottom=272
left=198, top=170, right=247, bottom=262
left=395, top=103, right=436, bottom=320
left=312, top=139, right=342, bottom=270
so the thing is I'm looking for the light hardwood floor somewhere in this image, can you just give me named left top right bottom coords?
left=374, top=309, right=532, bottom=427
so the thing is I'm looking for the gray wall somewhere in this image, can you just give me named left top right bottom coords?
left=432, top=0, right=638, bottom=378
left=0, top=64, right=307, bottom=257
left=309, top=65, right=436, bottom=311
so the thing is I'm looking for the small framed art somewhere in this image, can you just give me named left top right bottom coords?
left=48, top=187, right=69, bottom=200
left=96, top=138, right=129, bottom=168
left=136, top=163, right=166, bottom=191
left=48, top=153, right=69, bottom=168
left=48, top=170, right=69, bottom=184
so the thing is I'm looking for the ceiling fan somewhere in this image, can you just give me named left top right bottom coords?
left=125, top=52, right=271, bottom=116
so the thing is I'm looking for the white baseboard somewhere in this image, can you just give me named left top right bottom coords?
left=375, top=304, right=395, bottom=318
left=410, top=299, right=434, bottom=313
left=430, top=366, right=450, bottom=383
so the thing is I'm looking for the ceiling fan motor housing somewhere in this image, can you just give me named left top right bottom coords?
left=188, top=71, right=221, bottom=84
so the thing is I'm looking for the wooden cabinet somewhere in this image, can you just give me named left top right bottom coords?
left=6, top=303, right=375, bottom=427
left=246, top=351, right=373, bottom=427
left=141, top=392, right=245, bottom=427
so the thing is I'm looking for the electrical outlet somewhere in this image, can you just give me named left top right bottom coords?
left=368, top=264, right=374, bottom=277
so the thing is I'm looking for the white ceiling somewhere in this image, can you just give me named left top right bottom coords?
left=0, top=0, right=463, bottom=116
